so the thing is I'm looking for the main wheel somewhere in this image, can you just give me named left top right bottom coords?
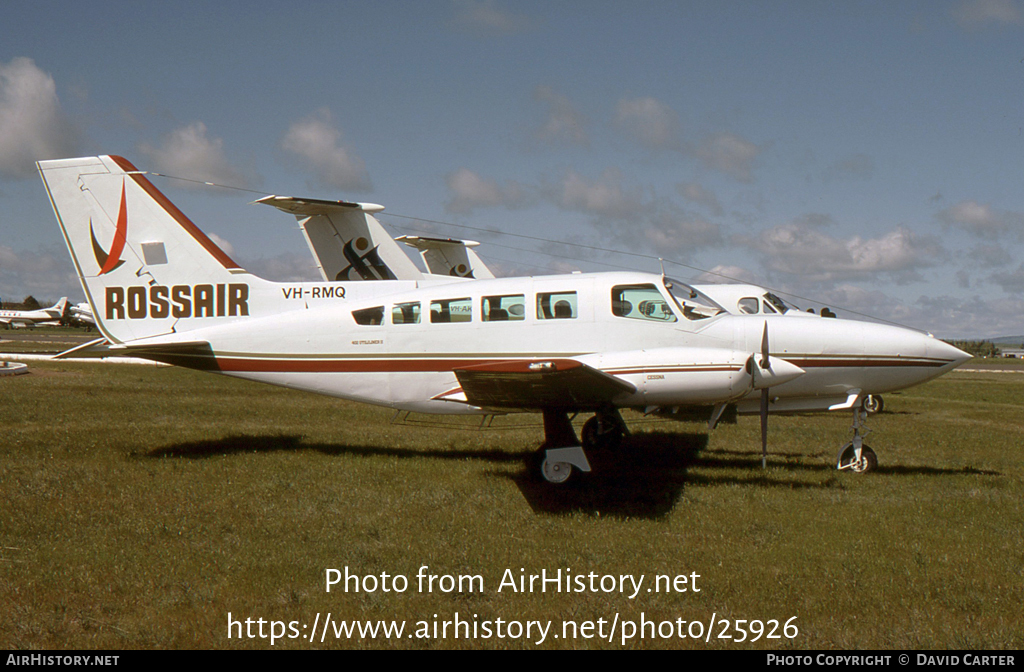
left=837, top=443, right=878, bottom=473
left=581, top=415, right=624, bottom=450
left=541, top=457, right=574, bottom=484
left=862, top=395, right=884, bottom=414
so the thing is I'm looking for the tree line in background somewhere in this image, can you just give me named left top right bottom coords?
left=943, top=340, right=1004, bottom=358
left=1, top=296, right=44, bottom=310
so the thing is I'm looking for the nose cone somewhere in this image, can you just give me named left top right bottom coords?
left=927, top=337, right=972, bottom=372
left=753, top=355, right=806, bottom=389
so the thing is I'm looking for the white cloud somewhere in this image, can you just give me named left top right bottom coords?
left=736, top=220, right=947, bottom=286
left=281, top=109, right=371, bottom=192
left=697, top=133, right=763, bottom=182
left=138, top=122, right=250, bottom=189
left=206, top=232, right=235, bottom=257
left=445, top=168, right=532, bottom=214
left=614, top=97, right=681, bottom=150
left=548, top=170, right=721, bottom=255
left=691, top=264, right=761, bottom=285
left=952, top=0, right=1022, bottom=29
left=0, top=57, right=79, bottom=179
left=936, top=200, right=1024, bottom=240
left=553, top=168, right=643, bottom=220
left=676, top=182, right=723, bottom=217
left=533, top=85, right=589, bottom=147
left=452, top=0, right=533, bottom=34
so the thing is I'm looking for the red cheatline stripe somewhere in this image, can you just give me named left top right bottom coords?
left=145, top=353, right=956, bottom=375
left=788, top=358, right=949, bottom=368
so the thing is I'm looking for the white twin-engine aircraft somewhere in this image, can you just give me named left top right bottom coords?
left=0, top=297, right=69, bottom=328
left=38, top=155, right=970, bottom=483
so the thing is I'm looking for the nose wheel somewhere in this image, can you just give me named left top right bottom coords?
left=837, top=443, right=878, bottom=472
left=836, top=408, right=877, bottom=473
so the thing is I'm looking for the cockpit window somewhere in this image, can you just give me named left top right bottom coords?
left=663, top=278, right=725, bottom=321
left=738, top=297, right=759, bottom=314
left=764, top=292, right=794, bottom=314
left=611, top=285, right=678, bottom=322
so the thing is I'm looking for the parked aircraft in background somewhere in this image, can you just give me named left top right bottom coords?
left=0, top=297, right=68, bottom=328
left=69, top=302, right=95, bottom=326
left=39, top=156, right=969, bottom=482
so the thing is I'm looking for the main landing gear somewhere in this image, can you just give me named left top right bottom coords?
left=536, top=408, right=627, bottom=484
left=836, top=407, right=878, bottom=473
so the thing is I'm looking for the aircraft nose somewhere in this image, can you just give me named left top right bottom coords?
left=927, top=337, right=972, bottom=371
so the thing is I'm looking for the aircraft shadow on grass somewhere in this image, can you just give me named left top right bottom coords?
left=141, top=432, right=1000, bottom=519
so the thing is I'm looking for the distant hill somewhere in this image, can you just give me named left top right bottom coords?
left=991, top=336, right=1024, bottom=346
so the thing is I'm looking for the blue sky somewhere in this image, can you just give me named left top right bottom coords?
left=1, top=0, right=1022, bottom=337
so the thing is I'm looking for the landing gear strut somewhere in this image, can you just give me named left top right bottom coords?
left=536, top=409, right=629, bottom=483
left=836, top=407, right=878, bottom=473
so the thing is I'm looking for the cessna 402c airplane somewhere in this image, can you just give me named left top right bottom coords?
left=38, top=155, right=970, bottom=483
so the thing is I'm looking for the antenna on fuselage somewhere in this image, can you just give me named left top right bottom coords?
left=658, top=258, right=665, bottom=278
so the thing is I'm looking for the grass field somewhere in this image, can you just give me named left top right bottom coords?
left=1, top=358, right=1021, bottom=649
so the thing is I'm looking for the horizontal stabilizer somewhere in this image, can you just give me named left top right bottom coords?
left=254, top=195, right=384, bottom=216
left=110, top=340, right=218, bottom=369
left=454, top=359, right=635, bottom=412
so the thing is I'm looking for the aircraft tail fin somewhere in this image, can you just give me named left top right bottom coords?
left=257, top=196, right=423, bottom=282
left=396, top=236, right=495, bottom=279
left=51, top=297, right=70, bottom=318
left=37, top=155, right=253, bottom=344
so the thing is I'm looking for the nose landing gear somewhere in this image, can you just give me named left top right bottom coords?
left=836, top=407, right=878, bottom=473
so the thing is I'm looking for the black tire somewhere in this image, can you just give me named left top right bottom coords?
left=581, top=415, right=624, bottom=450
left=837, top=443, right=877, bottom=473
left=862, top=395, right=884, bottom=414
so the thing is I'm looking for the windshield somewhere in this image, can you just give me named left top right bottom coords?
left=663, top=278, right=726, bottom=321
left=764, top=292, right=798, bottom=313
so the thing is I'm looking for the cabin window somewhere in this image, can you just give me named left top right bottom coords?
left=430, top=297, right=472, bottom=323
left=392, top=301, right=421, bottom=324
left=537, top=291, right=577, bottom=320
left=611, top=285, right=677, bottom=322
left=482, top=294, right=525, bottom=322
left=738, top=297, right=759, bottom=314
left=353, top=306, right=385, bottom=325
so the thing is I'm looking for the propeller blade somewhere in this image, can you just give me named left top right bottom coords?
left=760, top=387, right=768, bottom=469
left=760, top=321, right=770, bottom=369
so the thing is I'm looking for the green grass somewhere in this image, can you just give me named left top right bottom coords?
left=1, top=362, right=1021, bottom=649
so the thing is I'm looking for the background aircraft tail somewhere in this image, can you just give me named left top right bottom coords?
left=257, top=195, right=423, bottom=282
left=38, top=155, right=257, bottom=344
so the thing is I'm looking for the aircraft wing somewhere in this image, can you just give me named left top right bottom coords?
left=453, top=359, right=635, bottom=412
